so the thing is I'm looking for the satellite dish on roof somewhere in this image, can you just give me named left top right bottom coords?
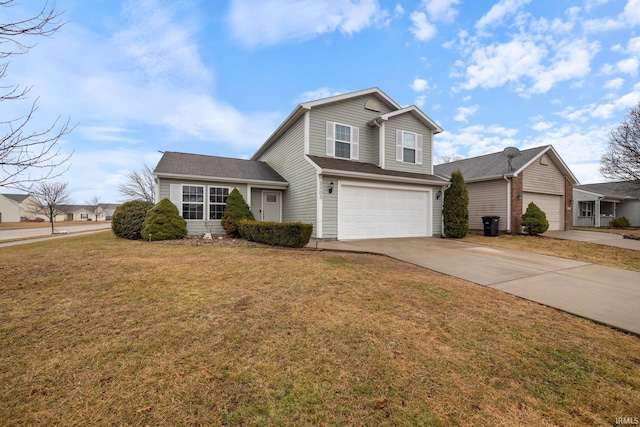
left=503, top=147, right=521, bottom=171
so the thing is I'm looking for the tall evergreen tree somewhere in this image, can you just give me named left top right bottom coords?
left=443, top=170, right=469, bottom=238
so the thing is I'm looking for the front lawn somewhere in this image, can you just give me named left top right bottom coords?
left=1, top=232, right=638, bottom=425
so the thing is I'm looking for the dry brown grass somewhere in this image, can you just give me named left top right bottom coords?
left=574, top=227, right=640, bottom=238
left=464, top=233, right=640, bottom=272
left=1, top=232, right=639, bottom=426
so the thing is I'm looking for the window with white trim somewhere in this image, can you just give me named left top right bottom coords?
left=396, top=130, right=423, bottom=164
left=182, top=185, right=204, bottom=220
left=80, top=213, right=88, bottom=219
left=209, top=187, right=229, bottom=220
left=579, top=201, right=594, bottom=217
left=326, top=121, right=359, bottom=160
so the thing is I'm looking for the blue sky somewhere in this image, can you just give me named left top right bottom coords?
left=2, top=0, right=640, bottom=203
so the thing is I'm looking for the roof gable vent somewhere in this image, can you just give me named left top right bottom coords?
left=364, top=99, right=382, bottom=112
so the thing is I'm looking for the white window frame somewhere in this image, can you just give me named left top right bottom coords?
left=579, top=201, right=594, bottom=217
left=208, top=186, right=231, bottom=220
left=396, top=130, right=423, bottom=165
left=181, top=185, right=205, bottom=220
left=326, top=121, right=359, bottom=160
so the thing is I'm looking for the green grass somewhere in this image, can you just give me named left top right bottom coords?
left=1, top=232, right=639, bottom=425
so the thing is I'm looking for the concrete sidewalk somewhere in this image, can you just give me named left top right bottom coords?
left=544, top=229, right=640, bottom=250
left=313, top=237, right=640, bottom=335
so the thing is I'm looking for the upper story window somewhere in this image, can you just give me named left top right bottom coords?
left=209, top=187, right=230, bottom=220
left=326, top=121, right=359, bottom=160
left=396, top=130, right=423, bottom=165
left=182, top=185, right=204, bottom=220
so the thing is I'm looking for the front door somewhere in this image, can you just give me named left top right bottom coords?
left=262, top=191, right=281, bottom=222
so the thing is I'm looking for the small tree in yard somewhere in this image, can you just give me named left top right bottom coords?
left=521, top=202, right=549, bottom=235
left=221, top=188, right=254, bottom=238
left=443, top=170, right=469, bottom=238
left=141, top=198, right=187, bottom=241
left=111, top=200, right=154, bottom=240
left=29, top=181, right=73, bottom=234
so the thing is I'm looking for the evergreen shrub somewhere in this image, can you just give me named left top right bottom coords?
left=238, top=220, right=313, bottom=248
left=141, top=198, right=188, bottom=241
left=111, top=200, right=154, bottom=240
left=221, top=188, right=255, bottom=238
left=609, top=216, right=630, bottom=228
left=521, top=202, right=549, bottom=235
left=443, top=170, right=469, bottom=238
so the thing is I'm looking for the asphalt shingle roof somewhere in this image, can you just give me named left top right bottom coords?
left=154, top=152, right=287, bottom=183
left=307, top=155, right=447, bottom=183
left=2, top=194, right=30, bottom=203
left=434, top=146, right=549, bottom=181
left=576, top=181, right=640, bottom=199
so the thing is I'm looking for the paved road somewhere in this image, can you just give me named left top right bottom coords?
left=314, top=237, right=640, bottom=335
left=0, top=223, right=112, bottom=246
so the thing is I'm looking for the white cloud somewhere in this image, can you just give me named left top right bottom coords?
left=531, top=121, right=554, bottom=131
left=295, top=87, right=348, bottom=103
left=424, top=0, right=461, bottom=23
left=411, top=78, right=429, bottom=92
left=616, top=58, right=639, bottom=75
left=475, top=0, right=531, bottom=32
left=227, top=0, right=388, bottom=47
left=410, top=11, right=437, bottom=41
left=603, top=77, right=625, bottom=90
left=584, top=0, right=640, bottom=31
left=394, top=4, right=405, bottom=17
left=415, top=95, right=427, bottom=108
left=454, top=105, right=478, bottom=122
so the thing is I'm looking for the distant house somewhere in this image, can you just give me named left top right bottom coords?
left=0, top=194, right=38, bottom=223
left=154, top=87, right=448, bottom=239
left=573, top=182, right=640, bottom=227
left=434, top=145, right=579, bottom=232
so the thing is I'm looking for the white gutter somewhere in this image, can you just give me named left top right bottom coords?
left=155, top=173, right=289, bottom=189
left=317, top=168, right=447, bottom=186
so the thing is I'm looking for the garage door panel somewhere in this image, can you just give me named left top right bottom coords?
left=523, top=192, right=563, bottom=231
left=338, top=183, right=430, bottom=240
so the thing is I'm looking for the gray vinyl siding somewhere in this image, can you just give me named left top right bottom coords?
left=617, top=200, right=640, bottom=226
left=432, top=188, right=443, bottom=236
left=384, top=114, right=434, bottom=174
left=158, top=178, right=248, bottom=236
left=322, top=175, right=339, bottom=238
left=256, top=117, right=318, bottom=234
left=522, top=154, right=565, bottom=195
left=308, top=94, right=393, bottom=163
left=466, top=179, right=508, bottom=230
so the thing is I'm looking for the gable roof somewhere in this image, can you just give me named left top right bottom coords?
left=154, top=151, right=288, bottom=186
left=434, top=145, right=579, bottom=184
left=252, top=87, right=442, bottom=160
left=2, top=193, right=30, bottom=203
left=575, top=181, right=640, bottom=200
left=307, top=155, right=447, bottom=185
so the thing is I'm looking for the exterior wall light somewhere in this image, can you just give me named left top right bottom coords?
left=436, top=190, right=442, bottom=199
left=517, top=193, right=522, bottom=200
left=329, top=182, right=334, bottom=194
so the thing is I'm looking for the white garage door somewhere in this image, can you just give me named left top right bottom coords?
left=338, top=183, right=430, bottom=240
left=523, top=192, right=563, bottom=231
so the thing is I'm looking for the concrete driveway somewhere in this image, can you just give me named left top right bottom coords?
left=314, top=237, right=640, bottom=335
left=544, top=229, right=640, bottom=250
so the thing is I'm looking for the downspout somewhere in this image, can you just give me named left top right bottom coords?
left=503, top=174, right=511, bottom=232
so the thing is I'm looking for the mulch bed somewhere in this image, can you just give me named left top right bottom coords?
left=157, top=235, right=272, bottom=248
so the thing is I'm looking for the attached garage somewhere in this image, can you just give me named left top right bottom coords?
left=337, top=181, right=431, bottom=240
left=523, top=192, right=564, bottom=231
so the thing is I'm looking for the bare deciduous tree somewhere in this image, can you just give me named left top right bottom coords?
left=0, top=1, right=73, bottom=189
left=438, top=154, right=464, bottom=164
left=29, top=181, right=73, bottom=234
left=600, top=99, right=640, bottom=188
left=117, top=163, right=156, bottom=203
left=87, top=194, right=104, bottom=221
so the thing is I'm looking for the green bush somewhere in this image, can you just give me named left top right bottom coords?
left=141, top=198, right=188, bottom=241
left=443, top=170, right=469, bottom=238
left=609, top=216, right=631, bottom=228
left=238, top=220, right=313, bottom=248
left=521, top=202, right=549, bottom=235
left=111, top=200, right=154, bottom=240
left=221, top=188, right=255, bottom=238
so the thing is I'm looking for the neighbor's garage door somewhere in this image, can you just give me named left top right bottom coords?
left=338, top=182, right=430, bottom=240
left=523, top=192, right=563, bottom=231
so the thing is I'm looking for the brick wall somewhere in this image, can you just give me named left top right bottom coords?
left=510, top=175, right=523, bottom=233
left=565, top=177, right=574, bottom=231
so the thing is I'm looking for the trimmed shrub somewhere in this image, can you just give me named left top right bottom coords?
left=221, top=188, right=255, bottom=238
left=610, top=216, right=631, bottom=228
left=141, top=198, right=188, bottom=241
left=238, top=220, right=313, bottom=248
left=521, top=202, right=549, bottom=235
left=443, top=169, right=469, bottom=238
left=111, top=200, right=154, bottom=240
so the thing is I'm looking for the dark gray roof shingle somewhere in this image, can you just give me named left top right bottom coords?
left=434, top=146, right=549, bottom=181
left=576, top=181, right=640, bottom=199
left=154, top=152, right=287, bottom=183
left=2, top=194, right=30, bottom=203
left=307, top=155, right=447, bottom=183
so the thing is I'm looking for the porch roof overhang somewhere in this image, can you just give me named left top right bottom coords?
left=155, top=172, right=289, bottom=189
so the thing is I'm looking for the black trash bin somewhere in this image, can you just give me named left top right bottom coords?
left=482, top=216, right=500, bottom=236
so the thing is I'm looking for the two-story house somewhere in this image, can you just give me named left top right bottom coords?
left=154, top=88, right=448, bottom=240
